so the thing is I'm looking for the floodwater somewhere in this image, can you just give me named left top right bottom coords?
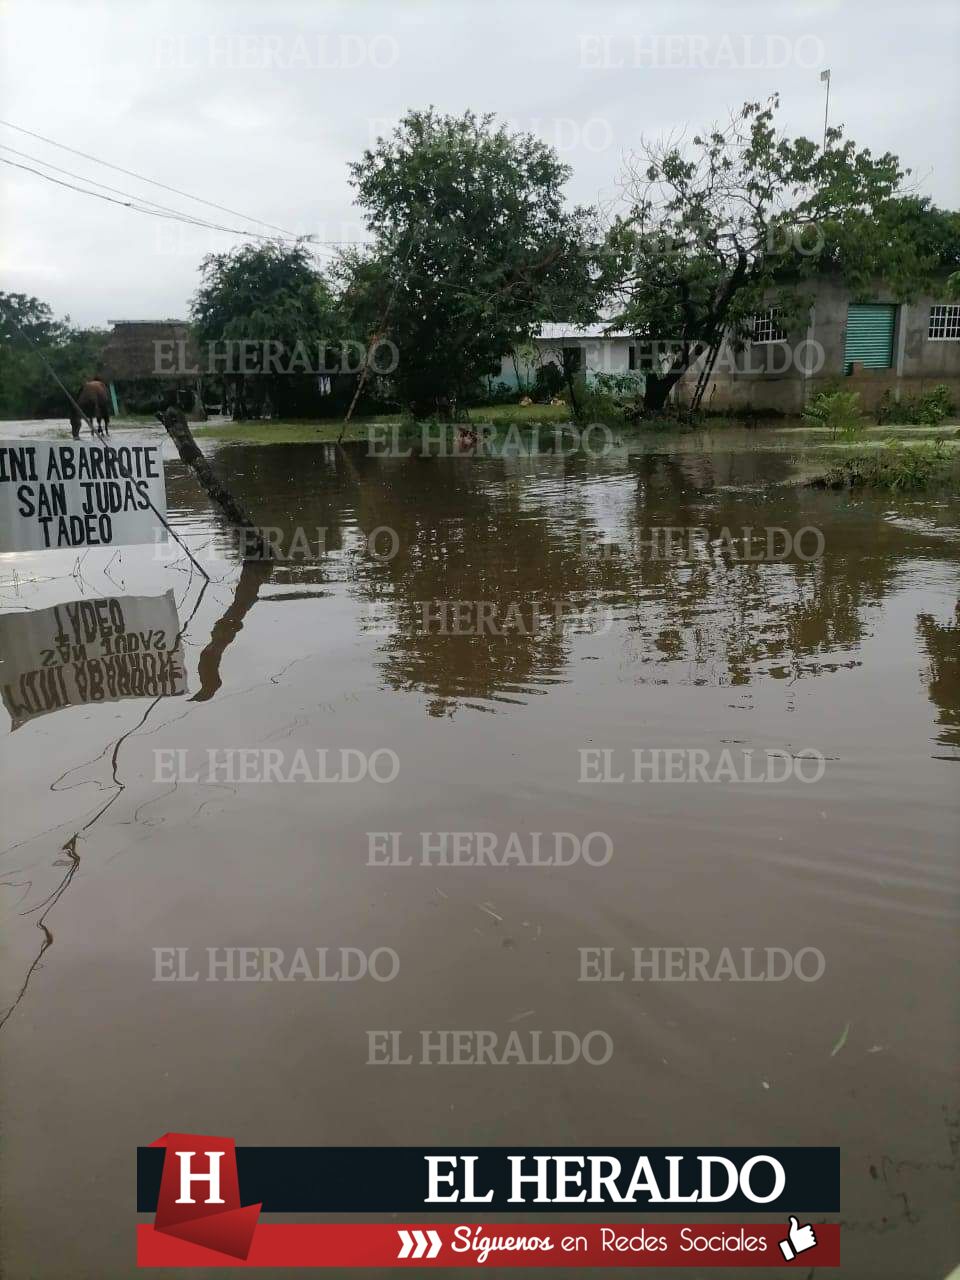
left=1, top=421, right=958, bottom=1278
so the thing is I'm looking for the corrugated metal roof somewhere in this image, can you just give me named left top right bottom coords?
left=536, top=322, right=631, bottom=340
left=107, top=318, right=189, bottom=326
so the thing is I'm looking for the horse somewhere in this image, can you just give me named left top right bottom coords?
left=69, top=379, right=111, bottom=439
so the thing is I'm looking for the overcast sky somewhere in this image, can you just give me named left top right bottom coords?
left=1, top=0, right=958, bottom=328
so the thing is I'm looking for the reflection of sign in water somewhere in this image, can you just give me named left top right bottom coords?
left=0, top=591, right=187, bottom=729
left=0, top=440, right=167, bottom=551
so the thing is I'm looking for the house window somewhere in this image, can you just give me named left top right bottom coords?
left=751, top=308, right=786, bottom=343
left=628, top=345, right=636, bottom=370
left=561, top=346, right=582, bottom=372
left=928, top=304, right=960, bottom=340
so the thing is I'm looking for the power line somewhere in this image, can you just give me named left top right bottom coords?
left=0, top=142, right=240, bottom=227
left=2, top=150, right=360, bottom=265
left=308, top=242, right=344, bottom=260
left=0, top=117, right=301, bottom=238
left=0, top=156, right=308, bottom=243
left=0, top=128, right=370, bottom=256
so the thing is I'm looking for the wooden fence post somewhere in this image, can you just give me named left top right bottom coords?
left=159, top=407, right=272, bottom=559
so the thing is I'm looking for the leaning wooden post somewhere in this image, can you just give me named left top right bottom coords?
left=159, top=407, right=272, bottom=559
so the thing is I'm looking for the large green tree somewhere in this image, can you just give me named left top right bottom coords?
left=608, top=96, right=955, bottom=412
left=0, top=292, right=105, bottom=419
left=191, top=242, right=339, bottom=418
left=340, top=108, right=613, bottom=417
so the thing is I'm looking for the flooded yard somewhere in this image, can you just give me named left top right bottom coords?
left=1, top=424, right=958, bottom=1277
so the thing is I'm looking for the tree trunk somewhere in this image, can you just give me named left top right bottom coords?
left=159, top=406, right=272, bottom=558
left=232, top=373, right=247, bottom=421
left=690, top=341, right=722, bottom=414
left=564, top=366, right=584, bottom=423
left=643, top=369, right=686, bottom=413
left=408, top=395, right=455, bottom=421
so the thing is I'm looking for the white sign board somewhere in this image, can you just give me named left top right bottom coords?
left=0, top=590, right=187, bottom=729
left=0, top=439, right=168, bottom=552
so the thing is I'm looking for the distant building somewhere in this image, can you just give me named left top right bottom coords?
left=691, top=279, right=960, bottom=414
left=101, top=319, right=206, bottom=418
left=496, top=322, right=634, bottom=393
left=101, top=319, right=199, bottom=381
left=498, top=282, right=960, bottom=413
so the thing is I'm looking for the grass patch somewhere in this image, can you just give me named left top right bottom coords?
left=191, top=416, right=403, bottom=445
left=807, top=437, right=960, bottom=491
left=114, top=404, right=960, bottom=456
left=190, top=403, right=570, bottom=443
left=468, top=402, right=571, bottom=426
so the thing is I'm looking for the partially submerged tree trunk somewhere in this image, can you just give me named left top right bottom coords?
left=159, top=406, right=272, bottom=558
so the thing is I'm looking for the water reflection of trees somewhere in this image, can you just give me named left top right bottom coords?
left=173, top=443, right=960, bottom=731
left=917, top=604, right=960, bottom=753
left=343, top=452, right=611, bottom=715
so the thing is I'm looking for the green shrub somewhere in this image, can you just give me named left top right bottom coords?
left=877, top=437, right=950, bottom=487
left=874, top=389, right=896, bottom=425
left=916, top=384, right=954, bottom=424
left=875, top=383, right=954, bottom=425
left=592, top=371, right=645, bottom=402
left=803, top=389, right=865, bottom=438
left=816, top=437, right=951, bottom=490
left=533, top=362, right=564, bottom=402
left=479, top=379, right=520, bottom=405
left=567, top=385, right=621, bottom=425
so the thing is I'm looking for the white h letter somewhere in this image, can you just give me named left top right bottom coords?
left=175, top=1150, right=226, bottom=1204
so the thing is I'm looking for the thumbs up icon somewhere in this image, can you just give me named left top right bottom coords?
left=779, top=1216, right=817, bottom=1261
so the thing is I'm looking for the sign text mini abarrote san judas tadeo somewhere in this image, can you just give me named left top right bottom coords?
left=0, top=440, right=167, bottom=552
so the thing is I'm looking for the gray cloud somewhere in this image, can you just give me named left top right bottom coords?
left=1, top=0, right=957, bottom=326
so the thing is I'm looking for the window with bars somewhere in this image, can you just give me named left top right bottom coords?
left=928, top=304, right=960, bottom=340
left=751, top=308, right=786, bottom=343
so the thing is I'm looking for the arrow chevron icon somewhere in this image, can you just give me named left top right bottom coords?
left=397, top=1229, right=441, bottom=1259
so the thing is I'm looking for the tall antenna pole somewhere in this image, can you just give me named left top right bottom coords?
left=820, top=69, right=831, bottom=150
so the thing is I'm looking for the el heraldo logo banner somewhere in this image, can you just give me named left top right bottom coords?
left=137, top=1137, right=841, bottom=1267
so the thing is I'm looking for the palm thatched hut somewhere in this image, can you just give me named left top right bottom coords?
left=101, top=319, right=207, bottom=418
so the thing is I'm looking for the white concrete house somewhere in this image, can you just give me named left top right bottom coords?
left=494, top=322, right=635, bottom=392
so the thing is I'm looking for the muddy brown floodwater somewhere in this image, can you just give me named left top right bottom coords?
left=1, top=428, right=958, bottom=1279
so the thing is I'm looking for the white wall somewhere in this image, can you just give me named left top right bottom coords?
left=498, top=337, right=634, bottom=389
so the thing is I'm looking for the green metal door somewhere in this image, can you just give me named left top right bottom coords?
left=844, top=304, right=896, bottom=371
